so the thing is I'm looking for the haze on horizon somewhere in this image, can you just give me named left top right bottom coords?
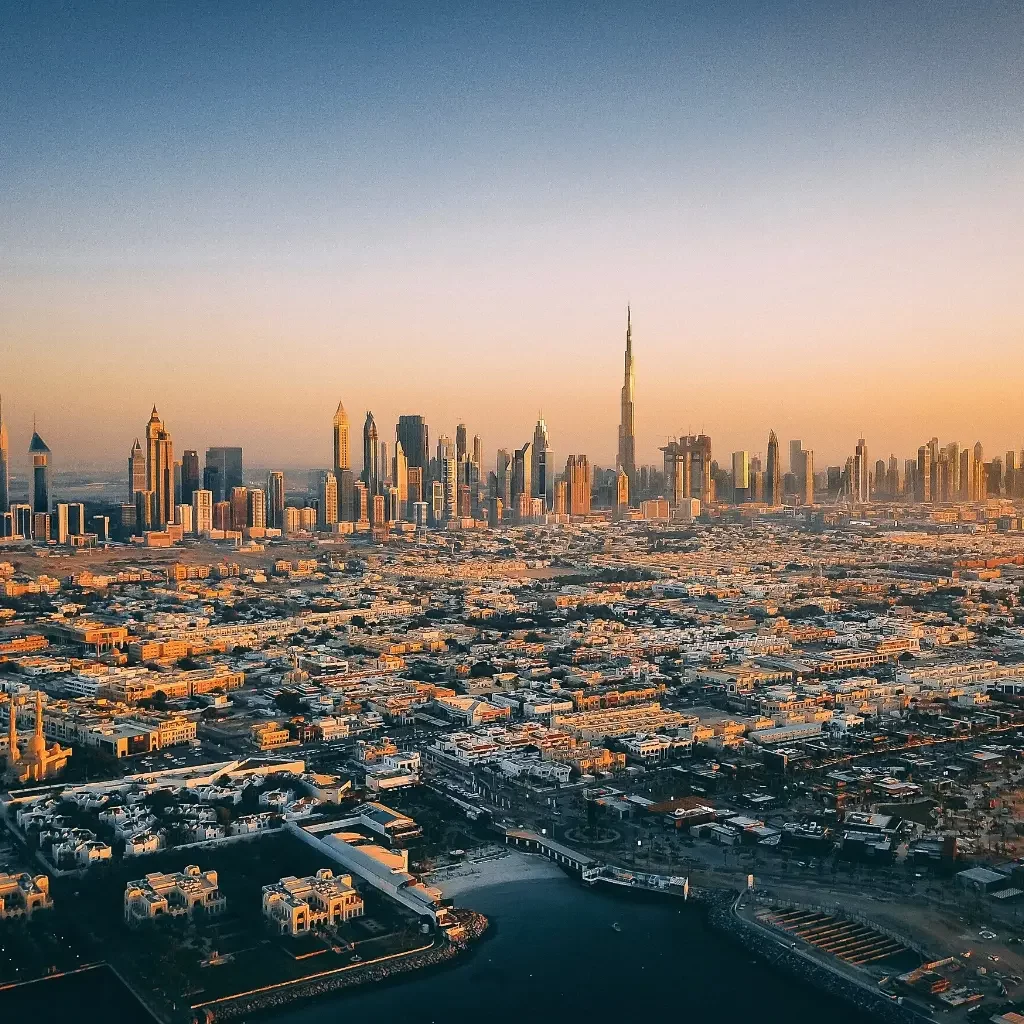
left=2, top=1, right=1023, bottom=474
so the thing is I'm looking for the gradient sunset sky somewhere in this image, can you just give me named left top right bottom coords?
left=2, top=1, right=1023, bottom=473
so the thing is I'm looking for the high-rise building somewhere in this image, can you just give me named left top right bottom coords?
left=615, top=468, right=629, bottom=519
left=213, top=500, right=231, bottom=532
left=0, top=396, right=8, bottom=515
left=181, top=450, right=200, bottom=506
left=135, top=490, right=154, bottom=532
left=248, top=488, right=266, bottom=529
left=29, top=428, right=51, bottom=515
left=731, top=451, right=750, bottom=502
left=789, top=440, right=803, bottom=478
left=973, top=441, right=986, bottom=501
left=204, top=447, right=243, bottom=503
left=228, top=487, right=248, bottom=530
left=472, top=434, right=482, bottom=470
left=853, top=438, right=869, bottom=503
left=496, top=449, right=512, bottom=507
left=67, top=502, right=86, bottom=536
left=765, top=431, right=781, bottom=506
left=12, top=504, right=32, bottom=540
left=886, top=455, right=900, bottom=498
left=51, top=503, right=68, bottom=543
left=173, top=503, right=191, bottom=533
left=128, top=439, right=146, bottom=501
left=362, top=413, right=380, bottom=498
left=455, top=423, right=468, bottom=464
left=318, top=471, right=338, bottom=530
left=393, top=441, right=408, bottom=521
left=661, top=434, right=713, bottom=506
left=801, top=450, right=814, bottom=505
left=916, top=444, right=931, bottom=502
left=616, top=307, right=636, bottom=493
left=437, top=436, right=457, bottom=521
left=144, top=406, right=174, bottom=528
left=532, top=417, right=554, bottom=510
left=267, top=472, right=285, bottom=529
left=565, top=454, right=591, bottom=515
left=406, top=466, right=423, bottom=519
left=396, top=415, right=429, bottom=474
left=512, top=442, right=532, bottom=508
left=333, top=402, right=350, bottom=474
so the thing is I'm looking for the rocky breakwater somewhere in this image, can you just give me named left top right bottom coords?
left=705, top=897, right=929, bottom=1024
left=194, top=911, right=489, bottom=1023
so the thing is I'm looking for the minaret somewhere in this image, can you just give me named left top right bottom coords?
left=6, top=698, right=19, bottom=766
left=27, top=690, right=46, bottom=760
left=616, top=307, right=636, bottom=494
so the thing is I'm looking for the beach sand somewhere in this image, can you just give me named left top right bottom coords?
left=427, top=848, right=567, bottom=898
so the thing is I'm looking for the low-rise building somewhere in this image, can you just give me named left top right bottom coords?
left=0, top=872, right=52, bottom=918
left=262, top=869, right=364, bottom=935
left=124, top=865, right=226, bottom=924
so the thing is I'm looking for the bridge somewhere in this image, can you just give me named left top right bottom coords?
left=503, top=829, right=689, bottom=896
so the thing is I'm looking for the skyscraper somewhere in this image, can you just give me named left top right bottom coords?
left=267, top=471, right=285, bottom=529
left=204, top=447, right=244, bottom=503
left=731, top=451, right=750, bottom=502
left=394, top=441, right=408, bottom=520
left=192, top=489, right=213, bottom=536
left=181, top=449, right=200, bottom=506
left=789, top=440, right=803, bottom=478
left=247, top=488, right=266, bottom=529
left=229, top=486, right=248, bottom=530
left=801, top=449, right=814, bottom=505
left=455, top=423, right=468, bottom=464
left=565, top=454, right=591, bottom=515
left=0, top=397, right=9, bottom=515
left=437, top=435, right=457, bottom=520
left=512, top=442, right=532, bottom=508
left=128, top=439, right=146, bottom=501
left=362, top=412, right=380, bottom=498
left=29, top=427, right=51, bottom=515
left=333, top=402, right=350, bottom=474
left=317, top=471, right=338, bottom=530
left=532, top=417, right=554, bottom=510
left=616, top=307, right=636, bottom=493
left=396, top=415, right=429, bottom=474
left=766, top=431, right=782, bottom=506
left=853, top=438, right=870, bottom=503
left=144, top=406, right=174, bottom=528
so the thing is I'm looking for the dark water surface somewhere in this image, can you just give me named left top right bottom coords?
left=0, top=878, right=877, bottom=1022
left=269, top=877, right=874, bottom=1024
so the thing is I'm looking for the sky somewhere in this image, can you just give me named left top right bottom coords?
left=2, top=0, right=1023, bottom=474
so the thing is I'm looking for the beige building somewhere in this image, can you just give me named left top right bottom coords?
left=262, top=869, right=364, bottom=936
left=0, top=872, right=52, bottom=919
left=124, top=865, right=226, bottom=925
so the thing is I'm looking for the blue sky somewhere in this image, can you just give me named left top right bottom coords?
left=2, top=1, right=1022, bottom=468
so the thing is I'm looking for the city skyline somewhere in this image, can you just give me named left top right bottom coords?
left=3, top=3, right=1023, bottom=466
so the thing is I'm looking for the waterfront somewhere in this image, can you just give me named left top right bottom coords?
left=266, top=876, right=875, bottom=1024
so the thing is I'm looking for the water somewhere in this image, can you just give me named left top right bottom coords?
left=269, top=877, right=874, bottom=1024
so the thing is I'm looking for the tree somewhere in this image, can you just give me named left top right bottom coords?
left=151, top=689, right=169, bottom=709
left=274, top=691, right=305, bottom=716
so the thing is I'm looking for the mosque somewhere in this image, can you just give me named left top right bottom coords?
left=5, top=691, right=72, bottom=785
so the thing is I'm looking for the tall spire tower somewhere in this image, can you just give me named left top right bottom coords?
left=0, top=395, right=9, bottom=515
left=616, top=307, right=636, bottom=494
